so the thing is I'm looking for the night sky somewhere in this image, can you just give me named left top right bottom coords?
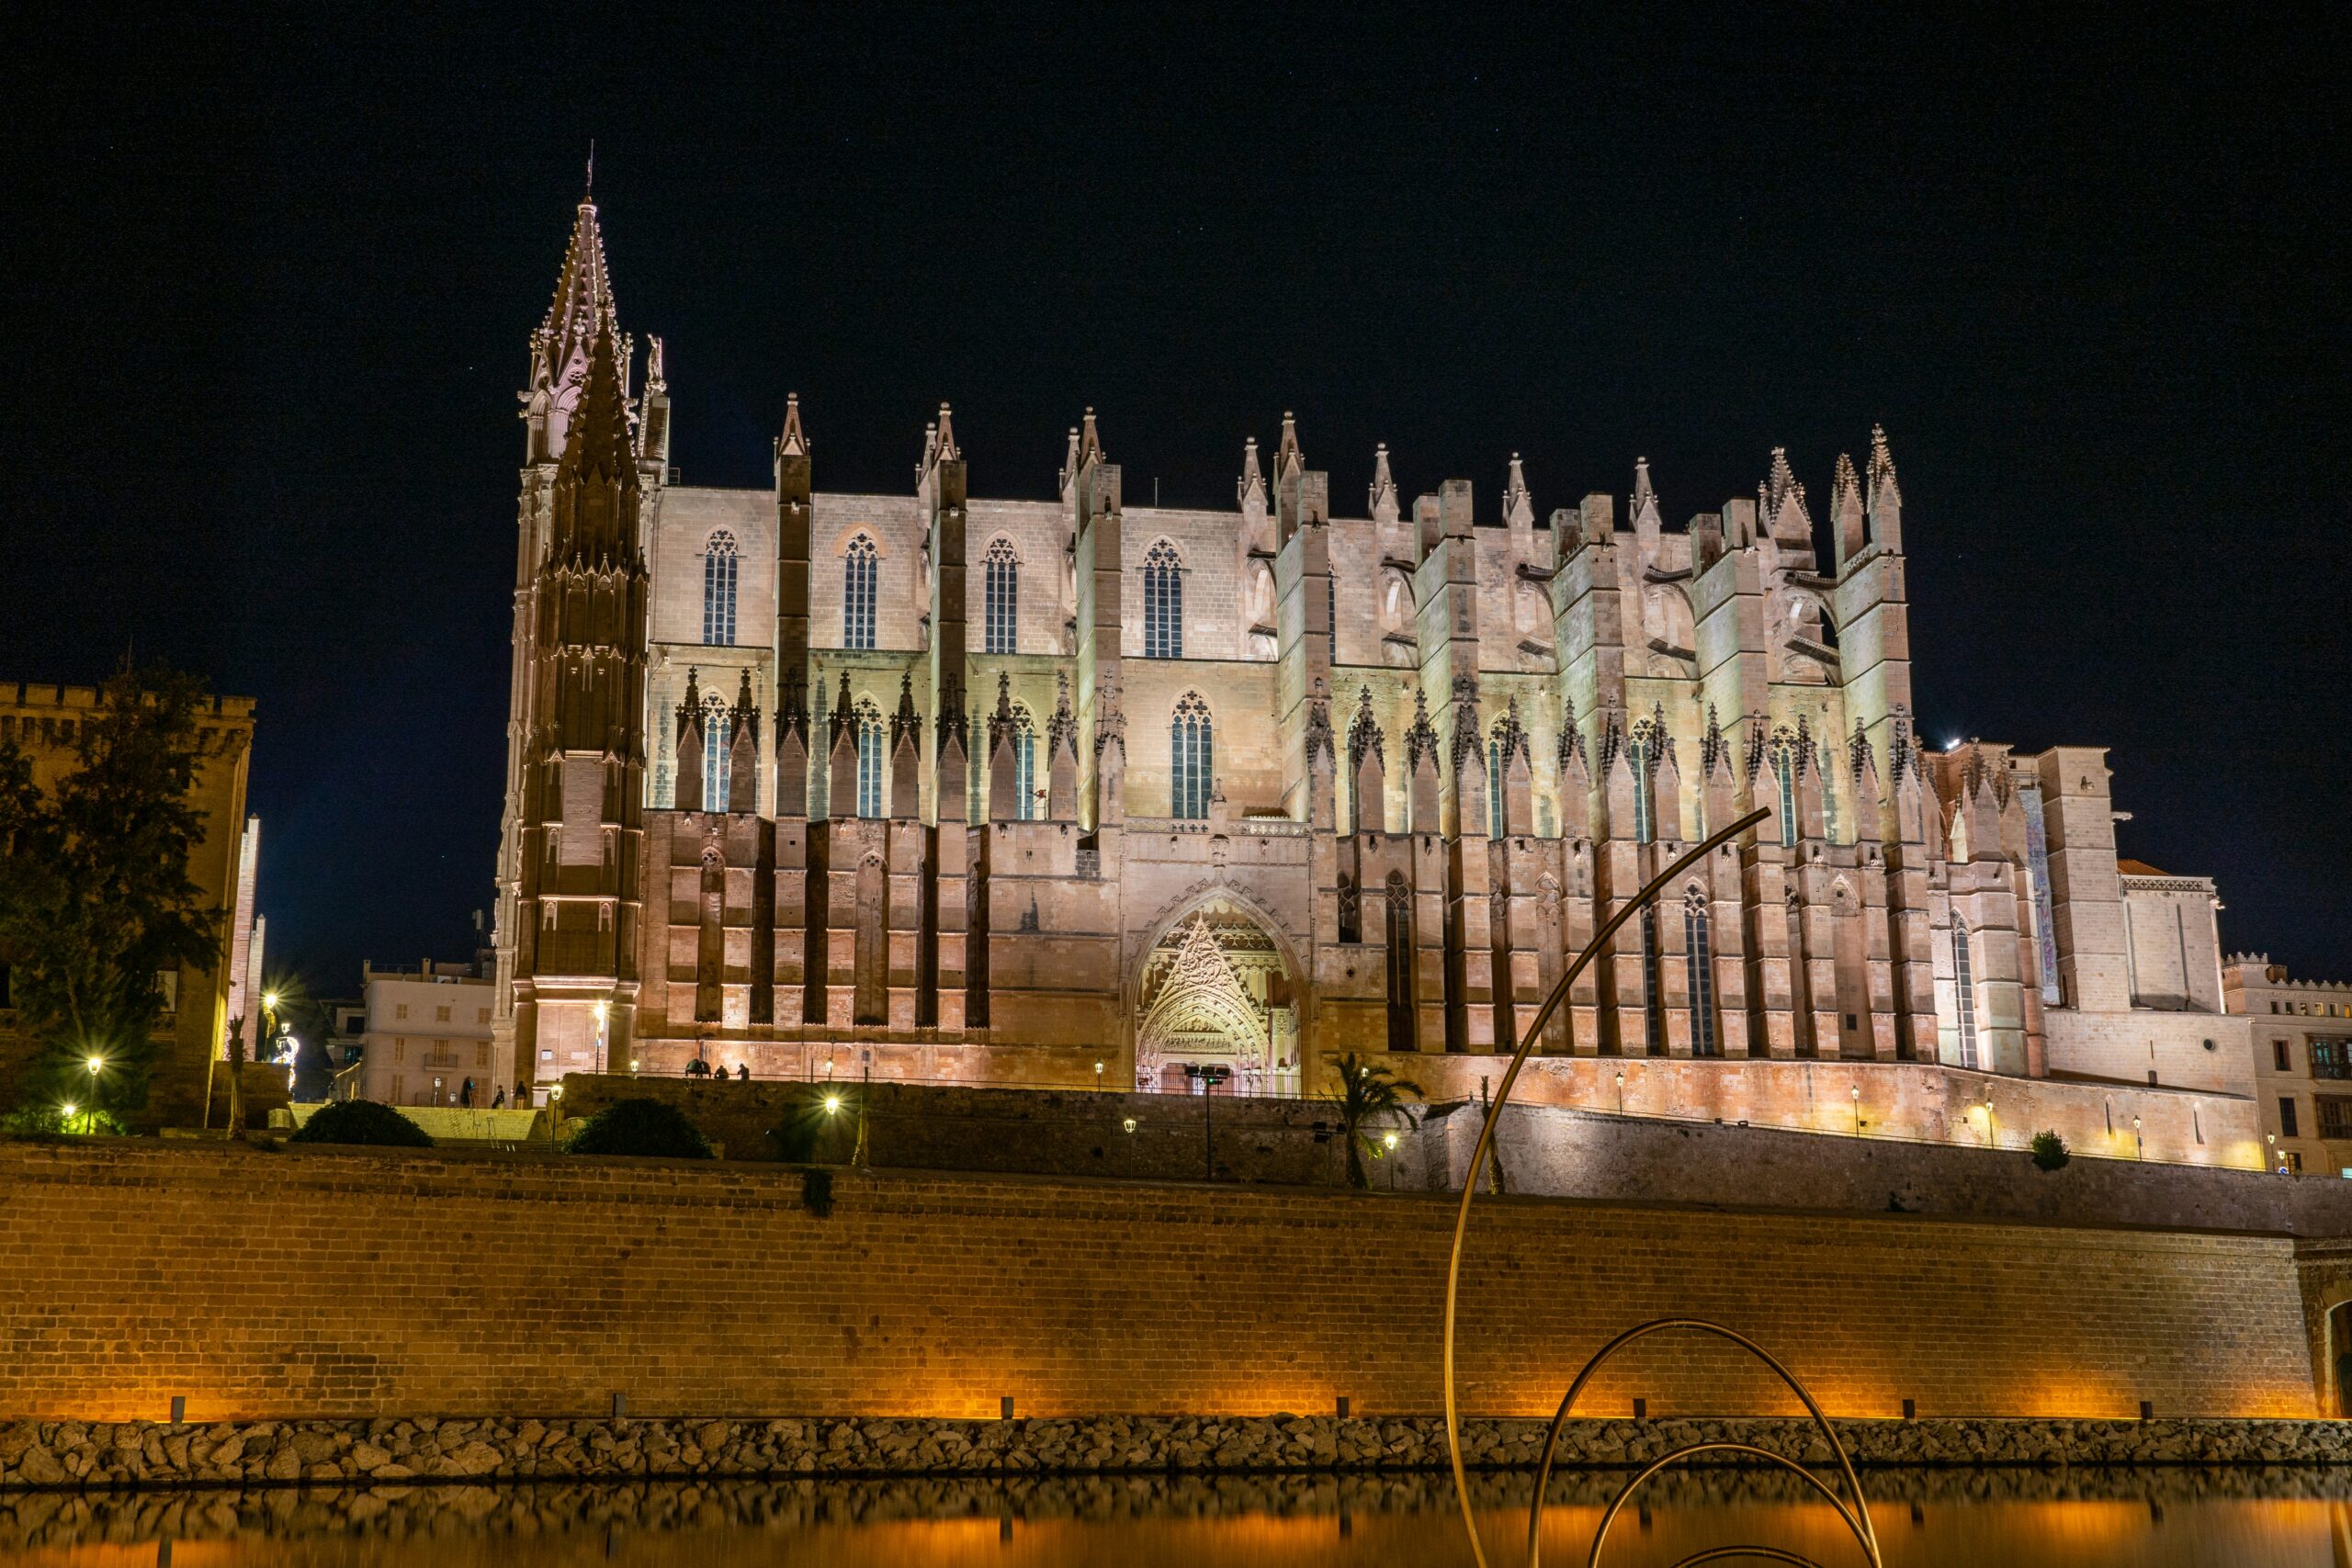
left=5, top=7, right=2346, bottom=995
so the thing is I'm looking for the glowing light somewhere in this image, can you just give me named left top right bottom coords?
left=823, top=1094, right=842, bottom=1114
left=1944, top=739, right=1962, bottom=752
left=262, top=991, right=280, bottom=1010
left=85, top=1056, right=103, bottom=1075
left=593, top=1001, right=609, bottom=1023
left=1122, top=1117, right=1137, bottom=1134
left=61, top=1102, right=76, bottom=1118
left=1382, top=1132, right=1400, bottom=1151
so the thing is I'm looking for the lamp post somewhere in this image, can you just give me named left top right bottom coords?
left=2133, top=1114, right=2143, bottom=1160
left=1851, top=1084, right=1862, bottom=1137
left=1614, top=1070, right=1624, bottom=1115
left=1184, top=1063, right=1231, bottom=1179
left=84, top=1055, right=103, bottom=1134
left=1382, top=1129, right=1401, bottom=1190
left=1984, top=1096, right=1996, bottom=1149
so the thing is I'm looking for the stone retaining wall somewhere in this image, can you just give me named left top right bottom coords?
left=6, top=1413, right=2352, bottom=1491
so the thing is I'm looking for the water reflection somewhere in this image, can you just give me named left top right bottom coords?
left=2, top=1469, right=2348, bottom=1565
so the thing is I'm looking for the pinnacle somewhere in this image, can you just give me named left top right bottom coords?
left=777, top=393, right=808, bottom=458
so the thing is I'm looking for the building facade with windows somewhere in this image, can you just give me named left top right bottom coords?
left=2227, top=958, right=2352, bottom=1174
left=355, top=962, right=502, bottom=1109
left=491, top=191, right=2261, bottom=1160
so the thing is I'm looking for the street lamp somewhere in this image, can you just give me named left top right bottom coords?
left=61, top=1100, right=77, bottom=1133
left=1381, top=1129, right=1401, bottom=1191
left=1851, top=1084, right=1863, bottom=1136
left=1614, top=1070, right=1625, bottom=1115
left=2133, top=1114, right=2144, bottom=1160
left=1182, top=1063, right=1231, bottom=1180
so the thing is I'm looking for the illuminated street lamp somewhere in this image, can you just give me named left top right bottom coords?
left=1851, top=1084, right=1863, bottom=1136
left=61, top=1100, right=78, bottom=1133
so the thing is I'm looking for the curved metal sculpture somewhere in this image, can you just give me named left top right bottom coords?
left=1435, top=805, right=1881, bottom=1568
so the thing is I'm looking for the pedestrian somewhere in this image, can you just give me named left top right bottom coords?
left=492, top=1087, right=506, bottom=1110
left=460, top=1077, right=475, bottom=1108
left=737, top=1063, right=750, bottom=1082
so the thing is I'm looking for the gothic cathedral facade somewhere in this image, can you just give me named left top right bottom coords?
left=493, top=192, right=2247, bottom=1123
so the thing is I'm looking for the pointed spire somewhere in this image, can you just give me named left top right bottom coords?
left=1369, top=443, right=1399, bottom=524
left=831, top=670, right=855, bottom=742
left=1057, top=426, right=1081, bottom=501
left=776, top=393, right=808, bottom=458
left=1275, top=412, right=1304, bottom=481
left=526, top=185, right=620, bottom=463
left=1868, top=423, right=1901, bottom=511
left=1765, top=446, right=1805, bottom=516
left=1503, top=454, right=1533, bottom=530
left=558, top=319, right=637, bottom=497
left=1830, top=450, right=1865, bottom=567
left=1633, top=456, right=1657, bottom=514
left=1349, top=684, right=1384, bottom=767
left=892, top=671, right=921, bottom=746
left=1866, top=423, right=1904, bottom=552
left=1078, top=407, right=1103, bottom=468
left=1237, top=436, right=1266, bottom=513
left=934, top=402, right=959, bottom=463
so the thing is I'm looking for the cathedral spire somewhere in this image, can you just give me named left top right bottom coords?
left=1503, top=453, right=1534, bottom=531
left=776, top=393, right=808, bottom=459
left=1238, top=436, right=1266, bottom=513
left=1057, top=426, right=1080, bottom=502
left=551, top=321, right=639, bottom=569
left=1369, top=443, right=1399, bottom=525
left=523, top=186, right=620, bottom=464
left=1275, top=411, right=1304, bottom=482
left=1830, top=450, right=1865, bottom=568
left=934, top=401, right=959, bottom=463
left=1866, top=423, right=1904, bottom=552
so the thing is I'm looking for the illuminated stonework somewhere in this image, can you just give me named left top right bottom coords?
left=489, top=194, right=2255, bottom=1156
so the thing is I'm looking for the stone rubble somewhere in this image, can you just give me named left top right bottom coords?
left=3, top=1414, right=2349, bottom=1491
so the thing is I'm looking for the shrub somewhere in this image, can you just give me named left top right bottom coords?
left=564, top=1098, right=714, bottom=1159
left=2030, top=1130, right=2070, bottom=1171
left=288, top=1100, right=435, bottom=1148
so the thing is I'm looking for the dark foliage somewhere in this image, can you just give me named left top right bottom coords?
left=2031, top=1130, right=2072, bottom=1171
left=288, top=1099, right=435, bottom=1147
left=564, top=1097, right=715, bottom=1159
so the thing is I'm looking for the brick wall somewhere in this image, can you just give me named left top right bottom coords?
left=0, top=1140, right=2317, bottom=1424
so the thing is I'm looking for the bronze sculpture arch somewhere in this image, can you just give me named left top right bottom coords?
left=1438, top=805, right=1883, bottom=1568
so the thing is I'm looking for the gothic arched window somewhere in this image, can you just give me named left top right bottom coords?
left=1771, top=737, right=1799, bottom=848
left=1144, top=540, right=1183, bottom=659
left=854, top=698, right=885, bottom=818
left=1385, top=873, right=1415, bottom=1050
left=1487, top=738, right=1505, bottom=837
left=1684, top=889, right=1718, bottom=1057
left=702, top=530, right=739, bottom=647
left=1953, top=914, right=1980, bottom=1070
left=701, top=697, right=732, bottom=812
left=1640, top=904, right=1667, bottom=1052
left=843, top=535, right=878, bottom=650
left=1170, top=692, right=1212, bottom=818
left=1628, top=722, right=1658, bottom=844
left=984, top=537, right=1019, bottom=655
left=1012, top=705, right=1038, bottom=820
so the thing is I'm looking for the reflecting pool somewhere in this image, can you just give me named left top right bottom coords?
left=4, top=1468, right=2351, bottom=1565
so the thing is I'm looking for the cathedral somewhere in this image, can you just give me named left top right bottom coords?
left=492, top=189, right=2254, bottom=1153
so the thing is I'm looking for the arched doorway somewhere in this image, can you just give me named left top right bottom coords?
left=2330, top=1301, right=2352, bottom=1417
left=1135, top=896, right=1299, bottom=1098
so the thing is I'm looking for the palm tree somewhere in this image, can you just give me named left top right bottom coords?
left=1328, top=1053, right=1423, bottom=1190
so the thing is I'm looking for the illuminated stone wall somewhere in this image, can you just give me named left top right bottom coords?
left=0, top=1140, right=2318, bottom=1424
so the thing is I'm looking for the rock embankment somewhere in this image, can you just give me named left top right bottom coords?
left=3, top=1414, right=2344, bottom=1491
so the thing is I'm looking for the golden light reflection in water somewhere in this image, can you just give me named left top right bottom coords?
left=2, top=1496, right=2346, bottom=1568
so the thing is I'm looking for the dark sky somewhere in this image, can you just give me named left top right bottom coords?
left=5, top=6, right=2347, bottom=994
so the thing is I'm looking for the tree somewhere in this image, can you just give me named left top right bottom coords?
left=1327, top=1053, right=1423, bottom=1190
left=2030, top=1130, right=2071, bottom=1171
left=0, top=667, right=223, bottom=1126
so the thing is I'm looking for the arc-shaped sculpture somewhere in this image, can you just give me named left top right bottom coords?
left=1434, top=805, right=1882, bottom=1568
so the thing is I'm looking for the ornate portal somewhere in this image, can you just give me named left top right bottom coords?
left=1134, top=901, right=1296, bottom=1096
